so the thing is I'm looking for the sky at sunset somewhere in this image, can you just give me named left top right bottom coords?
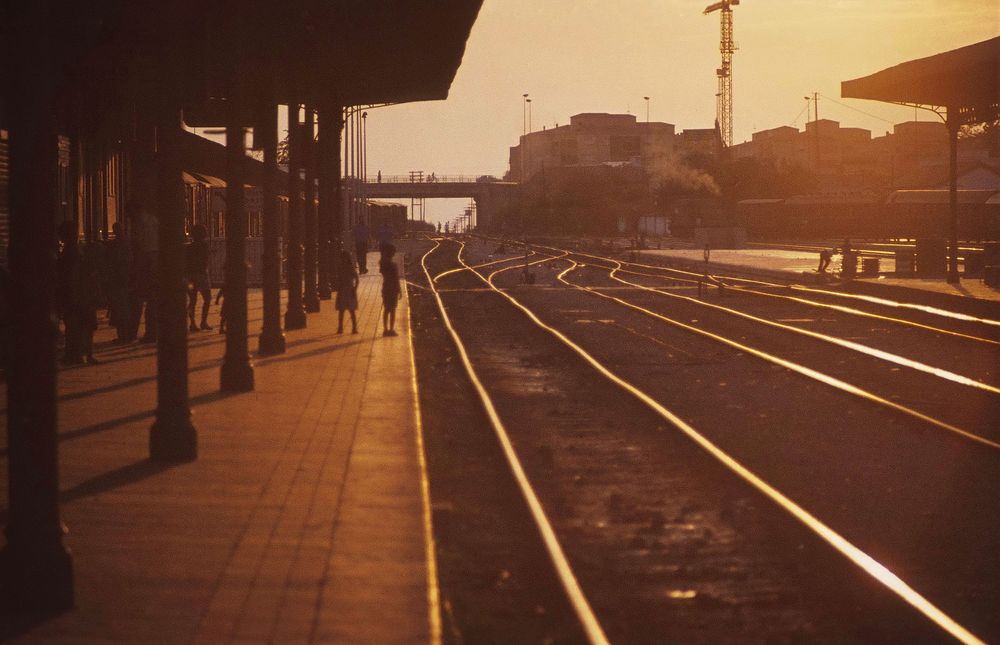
left=357, top=1, right=997, bottom=223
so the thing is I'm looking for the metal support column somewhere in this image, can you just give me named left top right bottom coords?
left=149, top=101, right=198, bottom=462
left=319, top=102, right=343, bottom=298
left=258, top=102, right=286, bottom=355
left=947, top=112, right=960, bottom=284
left=284, top=104, right=307, bottom=329
left=1, top=10, right=74, bottom=609
left=303, top=105, right=320, bottom=312
left=220, top=107, right=255, bottom=391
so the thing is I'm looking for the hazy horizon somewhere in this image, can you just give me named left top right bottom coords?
left=357, top=1, right=996, bottom=223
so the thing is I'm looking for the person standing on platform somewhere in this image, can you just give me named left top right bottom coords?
left=186, top=223, right=213, bottom=331
left=57, top=221, right=100, bottom=364
left=335, top=250, right=359, bottom=335
left=105, top=222, right=131, bottom=342
left=126, top=199, right=158, bottom=342
left=379, top=243, right=400, bottom=337
left=377, top=221, right=394, bottom=253
left=353, top=219, right=369, bottom=274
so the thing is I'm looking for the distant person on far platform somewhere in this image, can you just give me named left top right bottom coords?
left=335, top=250, right=359, bottom=335
left=377, top=170, right=382, bottom=183
left=353, top=220, right=369, bottom=274
left=379, top=243, right=401, bottom=337
left=817, top=248, right=832, bottom=273
left=377, top=221, right=394, bottom=253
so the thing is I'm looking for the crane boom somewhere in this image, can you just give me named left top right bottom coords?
left=703, top=0, right=740, bottom=147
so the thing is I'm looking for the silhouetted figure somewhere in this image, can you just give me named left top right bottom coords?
left=126, top=199, right=158, bottom=342
left=186, top=224, right=213, bottom=331
left=377, top=222, right=394, bottom=253
left=215, top=284, right=227, bottom=334
left=335, top=250, right=359, bottom=334
left=377, top=170, right=382, bottom=183
left=818, top=248, right=832, bottom=273
left=105, top=222, right=131, bottom=342
left=840, top=239, right=856, bottom=279
left=353, top=220, right=369, bottom=274
left=380, top=244, right=400, bottom=337
left=57, top=222, right=100, bottom=364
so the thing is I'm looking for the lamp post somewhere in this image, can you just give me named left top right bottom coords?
left=644, top=96, right=650, bottom=123
left=522, top=93, right=529, bottom=136
left=361, top=111, right=368, bottom=228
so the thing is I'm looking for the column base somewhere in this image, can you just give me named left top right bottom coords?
left=305, top=296, right=320, bottom=313
left=258, top=330, right=286, bottom=356
left=284, top=308, right=307, bottom=330
left=0, top=540, right=74, bottom=614
left=220, top=358, right=255, bottom=393
left=150, top=412, right=198, bottom=462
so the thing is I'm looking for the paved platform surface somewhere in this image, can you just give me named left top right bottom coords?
left=638, top=248, right=1000, bottom=304
left=0, top=252, right=438, bottom=644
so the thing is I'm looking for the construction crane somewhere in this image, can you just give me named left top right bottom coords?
left=703, top=0, right=740, bottom=148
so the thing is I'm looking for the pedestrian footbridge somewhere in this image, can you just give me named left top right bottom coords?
left=361, top=175, right=517, bottom=229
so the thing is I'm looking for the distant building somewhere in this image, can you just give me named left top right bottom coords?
left=507, top=112, right=676, bottom=182
left=674, top=127, right=724, bottom=162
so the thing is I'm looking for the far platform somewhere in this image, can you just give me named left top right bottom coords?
left=636, top=248, right=1000, bottom=309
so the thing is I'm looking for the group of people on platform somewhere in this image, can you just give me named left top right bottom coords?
left=56, top=200, right=160, bottom=365
left=342, top=221, right=401, bottom=336
left=55, top=207, right=403, bottom=364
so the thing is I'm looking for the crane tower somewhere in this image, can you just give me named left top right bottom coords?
left=703, top=0, right=739, bottom=147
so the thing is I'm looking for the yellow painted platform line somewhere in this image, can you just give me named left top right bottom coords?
left=404, top=277, right=442, bottom=645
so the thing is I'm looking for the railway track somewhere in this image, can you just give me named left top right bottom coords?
left=411, top=235, right=998, bottom=643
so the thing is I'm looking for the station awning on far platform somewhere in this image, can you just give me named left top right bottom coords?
left=841, top=37, right=998, bottom=124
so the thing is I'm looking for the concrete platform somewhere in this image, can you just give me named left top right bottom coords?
left=0, top=252, right=439, bottom=644
left=637, top=248, right=1000, bottom=308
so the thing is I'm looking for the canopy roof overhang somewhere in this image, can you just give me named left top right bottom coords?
left=841, top=37, right=999, bottom=126
left=1, top=1, right=484, bottom=125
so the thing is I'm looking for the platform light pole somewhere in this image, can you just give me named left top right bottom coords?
left=644, top=96, right=650, bottom=123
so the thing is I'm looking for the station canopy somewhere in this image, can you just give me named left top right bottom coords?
left=1, top=1, right=485, bottom=122
left=841, top=36, right=999, bottom=126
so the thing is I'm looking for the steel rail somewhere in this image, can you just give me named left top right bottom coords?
left=600, top=269, right=1000, bottom=396
left=580, top=258, right=1000, bottom=346
left=523, top=240, right=1000, bottom=330
left=553, top=258, right=1000, bottom=450
left=420, top=238, right=610, bottom=645
left=433, top=250, right=540, bottom=284
left=459, top=247, right=988, bottom=645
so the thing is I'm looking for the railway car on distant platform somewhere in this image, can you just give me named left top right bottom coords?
left=365, top=200, right=407, bottom=236
left=738, top=189, right=1000, bottom=241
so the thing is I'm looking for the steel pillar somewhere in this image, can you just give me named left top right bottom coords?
left=303, top=106, right=320, bottom=312
left=285, top=105, right=307, bottom=329
left=258, top=102, right=286, bottom=355
left=1, top=12, right=74, bottom=610
left=220, top=109, right=255, bottom=391
left=947, top=113, right=960, bottom=284
left=149, top=102, right=198, bottom=462
left=319, top=102, right=343, bottom=295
